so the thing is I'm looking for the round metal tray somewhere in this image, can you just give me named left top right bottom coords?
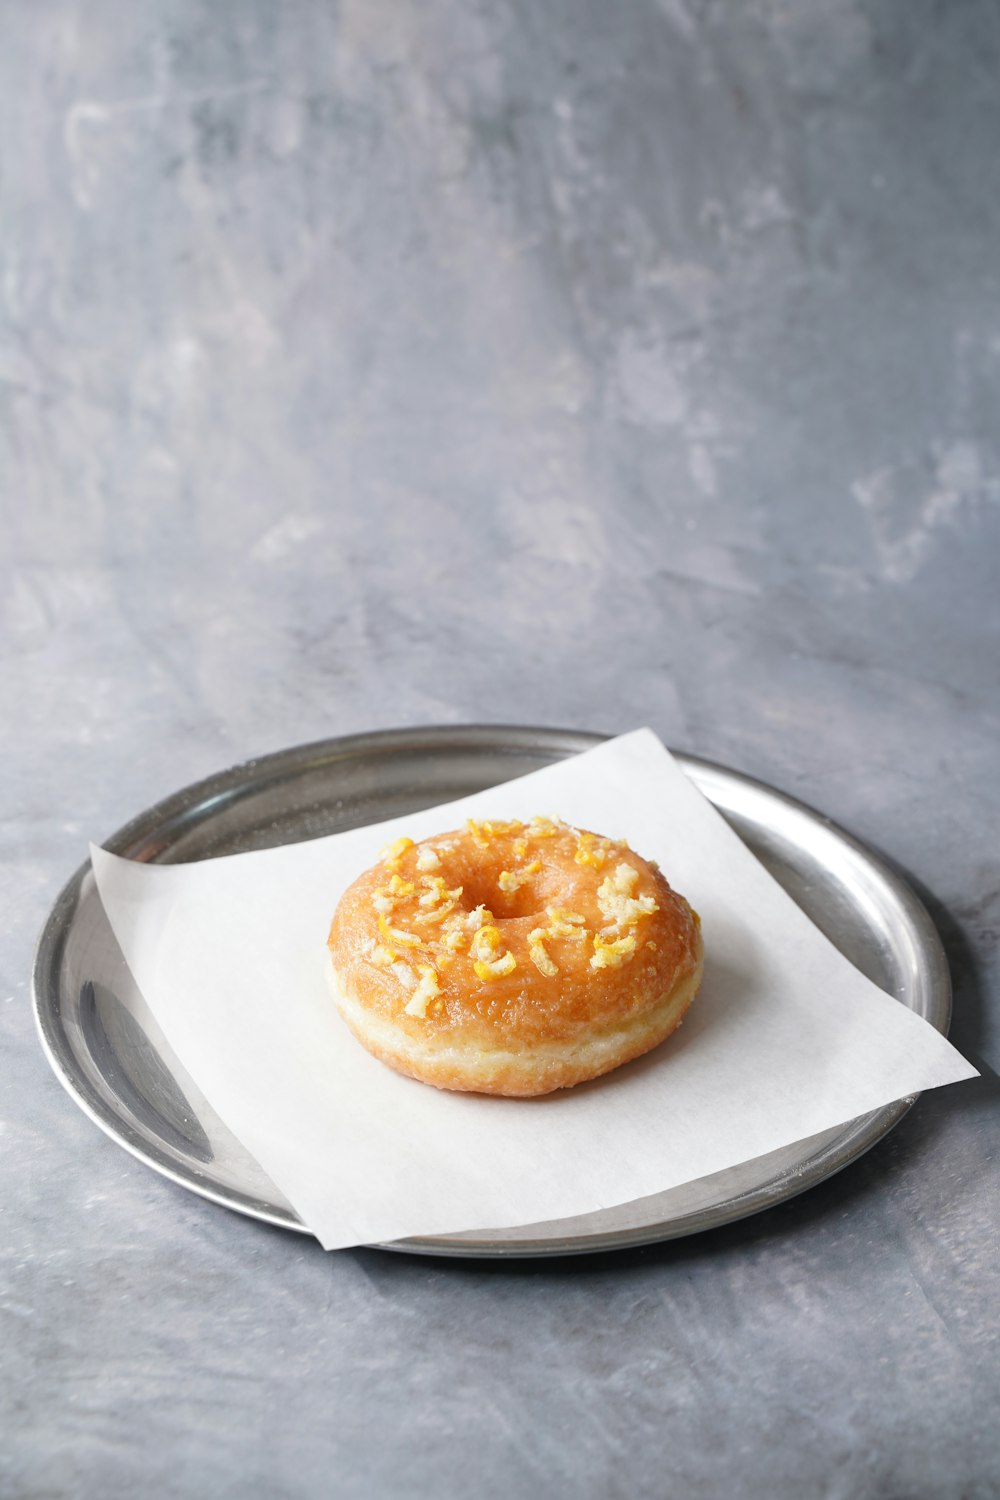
left=33, top=726, right=951, bottom=1257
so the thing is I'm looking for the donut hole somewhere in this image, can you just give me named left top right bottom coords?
left=459, top=872, right=546, bottom=923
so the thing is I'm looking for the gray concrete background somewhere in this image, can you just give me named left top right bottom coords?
left=3, top=0, right=999, bottom=1495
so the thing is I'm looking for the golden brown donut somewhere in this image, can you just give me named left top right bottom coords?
left=326, top=817, right=703, bottom=1097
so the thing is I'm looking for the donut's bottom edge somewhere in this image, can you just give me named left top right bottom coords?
left=325, top=950, right=703, bottom=1098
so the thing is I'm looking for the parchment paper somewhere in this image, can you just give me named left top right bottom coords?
left=90, top=730, right=976, bottom=1250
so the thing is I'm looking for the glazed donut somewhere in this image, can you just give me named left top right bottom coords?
left=326, top=816, right=703, bottom=1097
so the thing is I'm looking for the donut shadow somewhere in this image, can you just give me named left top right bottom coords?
left=341, top=874, right=989, bottom=1273
left=523, top=917, right=764, bottom=1107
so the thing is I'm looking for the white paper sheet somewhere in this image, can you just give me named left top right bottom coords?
left=90, top=729, right=976, bottom=1250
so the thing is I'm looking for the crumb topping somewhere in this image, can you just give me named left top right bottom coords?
left=470, top=925, right=517, bottom=981
left=597, top=862, right=658, bottom=930
left=497, top=859, right=541, bottom=894
left=356, top=820, right=662, bottom=995
left=380, top=836, right=415, bottom=872
left=473, top=952, right=518, bottom=981
left=528, top=815, right=563, bottom=839
left=378, top=913, right=421, bottom=948
left=373, top=874, right=415, bottom=913
left=528, top=928, right=559, bottom=977
left=574, top=831, right=615, bottom=868
left=466, top=817, right=525, bottom=848
left=545, top=907, right=587, bottom=939
left=590, top=932, right=638, bottom=969
left=415, top=875, right=464, bottom=925
left=437, top=902, right=494, bottom=953
left=404, top=964, right=441, bottom=1018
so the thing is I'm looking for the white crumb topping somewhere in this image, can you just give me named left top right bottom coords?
left=404, top=964, right=440, bottom=1017
left=597, top=862, right=658, bottom=929
left=470, top=925, right=516, bottom=980
left=498, top=860, right=541, bottom=894
left=527, top=929, right=558, bottom=977
left=590, top=932, right=638, bottom=970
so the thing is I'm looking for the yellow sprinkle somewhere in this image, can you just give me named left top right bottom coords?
left=414, top=877, right=463, bottom=925
left=470, top=926, right=503, bottom=961
left=474, top=951, right=517, bottom=981
left=545, top=907, right=587, bottom=938
left=574, top=832, right=611, bottom=868
left=378, top=913, right=421, bottom=948
left=528, top=815, right=562, bottom=839
left=597, top=862, right=658, bottom=928
left=498, top=860, right=541, bottom=894
left=371, top=873, right=414, bottom=913
left=590, top=932, right=637, bottom=970
left=403, top=964, right=440, bottom=1018
left=370, top=945, right=397, bottom=966
left=380, top=836, right=415, bottom=871
left=546, top=907, right=585, bottom=925
left=470, top=925, right=516, bottom=979
left=418, top=876, right=448, bottom=907
left=528, top=929, right=558, bottom=977
left=513, top=838, right=528, bottom=857
left=547, top=922, right=588, bottom=941
left=416, top=901, right=457, bottom=925
left=468, top=818, right=523, bottom=845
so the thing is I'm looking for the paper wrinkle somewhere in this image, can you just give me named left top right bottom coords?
left=89, top=729, right=976, bottom=1250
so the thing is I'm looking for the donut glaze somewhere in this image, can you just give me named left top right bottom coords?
left=326, top=817, right=703, bottom=1097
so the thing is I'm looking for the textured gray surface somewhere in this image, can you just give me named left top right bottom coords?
left=3, top=0, right=999, bottom=1495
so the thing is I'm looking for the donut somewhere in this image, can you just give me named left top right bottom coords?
left=326, top=816, right=703, bottom=1097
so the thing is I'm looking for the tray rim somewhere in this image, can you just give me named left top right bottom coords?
left=32, top=724, right=952, bottom=1258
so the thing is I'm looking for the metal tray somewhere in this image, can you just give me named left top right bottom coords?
left=33, top=726, right=951, bottom=1257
